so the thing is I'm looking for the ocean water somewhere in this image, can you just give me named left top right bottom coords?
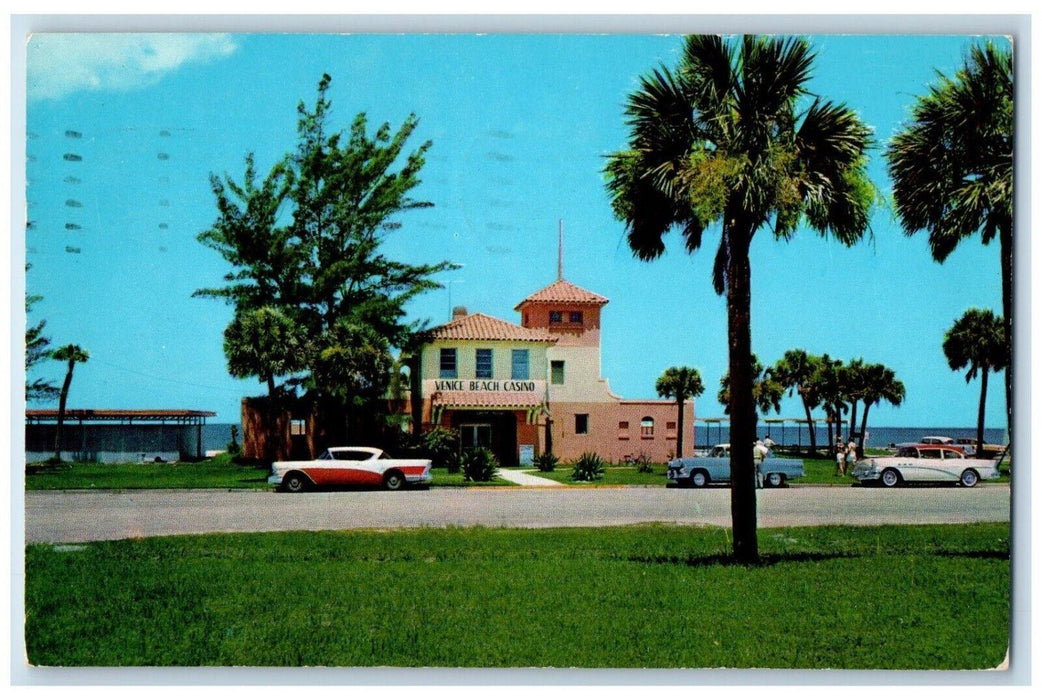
left=695, top=424, right=1008, bottom=450
left=203, top=422, right=1008, bottom=453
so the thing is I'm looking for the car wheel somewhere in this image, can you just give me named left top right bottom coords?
left=765, top=472, right=784, bottom=488
left=959, top=469, right=980, bottom=488
left=690, top=470, right=709, bottom=488
left=880, top=468, right=901, bottom=488
left=283, top=472, right=309, bottom=493
left=383, top=470, right=406, bottom=491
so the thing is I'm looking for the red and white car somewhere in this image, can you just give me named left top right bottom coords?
left=269, top=447, right=432, bottom=492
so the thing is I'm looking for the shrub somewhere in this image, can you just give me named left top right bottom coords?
left=421, top=427, right=460, bottom=470
left=534, top=452, right=558, bottom=473
left=571, top=452, right=605, bottom=482
left=461, top=448, right=499, bottom=482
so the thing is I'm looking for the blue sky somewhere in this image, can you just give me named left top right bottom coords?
left=20, top=30, right=1012, bottom=428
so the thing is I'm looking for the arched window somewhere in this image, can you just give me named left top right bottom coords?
left=640, top=416, right=654, bottom=439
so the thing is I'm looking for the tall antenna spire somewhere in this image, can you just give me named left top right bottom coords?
left=557, top=219, right=564, bottom=281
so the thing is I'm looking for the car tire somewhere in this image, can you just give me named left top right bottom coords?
left=765, top=472, right=785, bottom=488
left=959, top=469, right=980, bottom=488
left=690, top=470, right=709, bottom=488
left=383, top=470, right=406, bottom=491
left=880, top=468, right=901, bottom=488
left=283, top=472, right=309, bottom=493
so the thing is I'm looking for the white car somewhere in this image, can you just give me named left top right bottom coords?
left=269, top=446, right=432, bottom=492
left=851, top=445, right=1000, bottom=488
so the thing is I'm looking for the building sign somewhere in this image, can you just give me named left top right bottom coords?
left=425, top=379, right=545, bottom=394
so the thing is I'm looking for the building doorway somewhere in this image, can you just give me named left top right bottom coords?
left=450, top=411, right=519, bottom=465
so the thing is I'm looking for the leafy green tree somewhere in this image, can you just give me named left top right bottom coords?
left=51, top=344, right=89, bottom=462
left=771, top=349, right=823, bottom=455
left=655, top=366, right=705, bottom=458
left=856, top=363, right=906, bottom=456
left=223, top=306, right=307, bottom=398
left=886, top=41, right=1013, bottom=447
left=197, top=74, right=456, bottom=445
left=606, top=35, right=873, bottom=562
left=942, top=308, right=1008, bottom=456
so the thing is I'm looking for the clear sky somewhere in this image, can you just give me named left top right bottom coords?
left=20, top=29, right=1012, bottom=428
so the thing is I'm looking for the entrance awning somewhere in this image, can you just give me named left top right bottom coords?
left=431, top=391, right=545, bottom=424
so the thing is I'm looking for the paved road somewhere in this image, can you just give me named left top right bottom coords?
left=23, top=484, right=1010, bottom=544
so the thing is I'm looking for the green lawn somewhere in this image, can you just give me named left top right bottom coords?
left=25, top=523, right=1010, bottom=669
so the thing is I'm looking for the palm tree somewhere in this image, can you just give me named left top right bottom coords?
left=655, top=366, right=705, bottom=458
left=886, top=41, right=1014, bottom=448
left=942, top=309, right=1007, bottom=456
left=811, top=355, right=847, bottom=452
left=772, top=349, right=823, bottom=455
left=842, top=358, right=867, bottom=444
left=857, top=363, right=906, bottom=456
left=606, top=35, right=874, bottom=562
left=223, top=306, right=307, bottom=398
left=51, top=344, right=89, bottom=462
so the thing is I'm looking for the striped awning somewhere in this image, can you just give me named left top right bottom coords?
left=431, top=391, right=545, bottom=424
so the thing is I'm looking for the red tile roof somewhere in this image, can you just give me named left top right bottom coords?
left=431, top=391, right=544, bottom=409
left=514, top=279, right=609, bottom=309
left=425, top=313, right=557, bottom=343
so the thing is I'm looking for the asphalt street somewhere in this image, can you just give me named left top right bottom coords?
left=23, top=483, right=1011, bottom=544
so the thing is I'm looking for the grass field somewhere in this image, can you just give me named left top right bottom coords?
left=24, top=523, right=1010, bottom=669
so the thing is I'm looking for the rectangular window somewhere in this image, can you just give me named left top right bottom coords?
left=575, top=414, right=589, bottom=435
left=476, top=348, right=493, bottom=379
left=291, top=419, right=306, bottom=436
left=511, top=349, right=530, bottom=380
left=439, top=348, right=457, bottom=378
left=666, top=421, right=677, bottom=439
left=569, top=311, right=583, bottom=324
left=549, top=311, right=563, bottom=324
left=618, top=421, right=630, bottom=440
left=550, top=360, right=565, bottom=385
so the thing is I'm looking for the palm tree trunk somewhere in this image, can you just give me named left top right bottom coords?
left=977, top=366, right=989, bottom=457
left=725, top=226, right=758, bottom=564
left=53, top=359, right=75, bottom=462
left=801, top=395, right=817, bottom=455
left=1000, top=223, right=1012, bottom=453
left=858, top=403, right=871, bottom=455
left=848, top=400, right=858, bottom=443
left=676, top=396, right=685, bottom=458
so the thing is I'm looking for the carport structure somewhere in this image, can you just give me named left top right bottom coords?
left=25, top=409, right=216, bottom=463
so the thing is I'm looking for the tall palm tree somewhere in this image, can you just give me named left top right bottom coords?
left=772, top=349, right=823, bottom=455
left=842, top=358, right=867, bottom=443
left=811, top=355, right=847, bottom=452
left=606, top=35, right=873, bottom=562
left=857, top=363, right=906, bottom=456
left=51, top=344, right=89, bottom=462
left=942, top=309, right=1007, bottom=456
left=886, top=41, right=1014, bottom=448
left=655, top=366, right=705, bottom=458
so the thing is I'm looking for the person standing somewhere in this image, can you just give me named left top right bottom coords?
left=753, top=439, right=769, bottom=488
left=847, top=438, right=858, bottom=468
left=835, top=438, right=846, bottom=476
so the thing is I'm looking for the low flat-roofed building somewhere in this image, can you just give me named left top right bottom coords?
left=25, top=409, right=216, bottom=464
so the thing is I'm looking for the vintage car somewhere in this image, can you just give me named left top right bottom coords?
left=953, top=437, right=1008, bottom=458
left=269, top=447, right=432, bottom=492
left=851, top=444, right=1000, bottom=487
left=666, top=443, right=805, bottom=488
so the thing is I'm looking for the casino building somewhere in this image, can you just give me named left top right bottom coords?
left=411, top=275, right=694, bottom=465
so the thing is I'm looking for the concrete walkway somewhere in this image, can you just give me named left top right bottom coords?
left=496, top=468, right=563, bottom=487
